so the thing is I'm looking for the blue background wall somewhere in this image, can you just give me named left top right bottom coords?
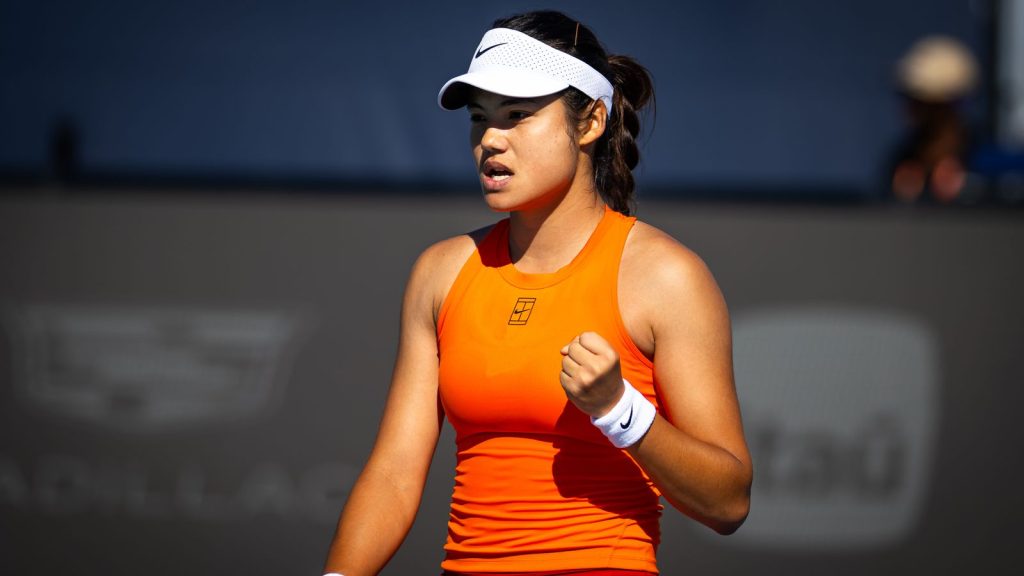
left=0, top=0, right=983, bottom=194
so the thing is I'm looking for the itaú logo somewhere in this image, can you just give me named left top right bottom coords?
left=725, top=306, right=938, bottom=549
left=6, top=304, right=304, bottom=432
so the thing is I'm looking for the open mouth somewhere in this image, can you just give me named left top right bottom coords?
left=483, top=160, right=513, bottom=183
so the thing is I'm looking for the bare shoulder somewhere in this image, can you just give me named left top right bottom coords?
left=619, top=219, right=729, bottom=353
left=622, top=220, right=722, bottom=298
left=408, top=224, right=496, bottom=323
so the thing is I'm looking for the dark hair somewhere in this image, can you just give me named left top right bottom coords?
left=492, top=11, right=655, bottom=215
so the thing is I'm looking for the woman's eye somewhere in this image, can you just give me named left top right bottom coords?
left=469, top=114, right=485, bottom=123
left=509, top=111, right=530, bottom=120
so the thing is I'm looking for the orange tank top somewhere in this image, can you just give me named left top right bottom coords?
left=437, top=206, right=661, bottom=574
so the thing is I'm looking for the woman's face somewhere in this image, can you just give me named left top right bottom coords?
left=467, top=89, right=582, bottom=213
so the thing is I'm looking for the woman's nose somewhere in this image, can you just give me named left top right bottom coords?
left=480, top=125, right=508, bottom=153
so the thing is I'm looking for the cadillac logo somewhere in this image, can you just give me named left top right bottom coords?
left=6, top=304, right=305, bottom=432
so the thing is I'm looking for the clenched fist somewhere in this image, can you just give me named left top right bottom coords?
left=559, top=331, right=625, bottom=418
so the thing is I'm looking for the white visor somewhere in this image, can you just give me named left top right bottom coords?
left=438, top=28, right=613, bottom=116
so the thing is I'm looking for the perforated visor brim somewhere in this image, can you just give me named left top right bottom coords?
left=438, top=68, right=570, bottom=110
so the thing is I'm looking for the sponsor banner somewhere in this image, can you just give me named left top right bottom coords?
left=0, top=454, right=354, bottom=524
left=720, top=307, right=938, bottom=549
left=5, top=304, right=306, bottom=432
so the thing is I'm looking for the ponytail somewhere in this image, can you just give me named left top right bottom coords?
left=597, top=55, right=654, bottom=215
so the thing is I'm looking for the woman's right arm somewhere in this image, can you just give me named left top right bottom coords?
left=322, top=236, right=474, bottom=576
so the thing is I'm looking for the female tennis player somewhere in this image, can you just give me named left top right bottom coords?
left=323, top=10, right=751, bottom=576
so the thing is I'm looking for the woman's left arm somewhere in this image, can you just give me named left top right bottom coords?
left=561, top=226, right=752, bottom=534
left=625, top=230, right=752, bottom=534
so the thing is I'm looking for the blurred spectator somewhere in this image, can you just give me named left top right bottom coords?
left=885, top=36, right=979, bottom=204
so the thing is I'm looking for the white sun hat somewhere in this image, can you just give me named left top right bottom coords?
left=438, top=28, right=614, bottom=116
left=896, top=35, right=978, bottom=102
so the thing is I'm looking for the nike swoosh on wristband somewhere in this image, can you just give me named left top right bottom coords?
left=620, top=406, right=634, bottom=429
left=475, top=43, right=507, bottom=58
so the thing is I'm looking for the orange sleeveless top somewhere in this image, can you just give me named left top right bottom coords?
left=437, top=206, right=662, bottom=574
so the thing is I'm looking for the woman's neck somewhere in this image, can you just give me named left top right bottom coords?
left=507, top=189, right=606, bottom=274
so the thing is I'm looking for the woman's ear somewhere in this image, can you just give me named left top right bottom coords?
left=578, top=100, right=607, bottom=147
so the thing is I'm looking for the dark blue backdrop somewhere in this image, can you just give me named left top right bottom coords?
left=0, top=0, right=981, bottom=194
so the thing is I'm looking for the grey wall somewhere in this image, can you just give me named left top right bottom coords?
left=1, top=191, right=1021, bottom=575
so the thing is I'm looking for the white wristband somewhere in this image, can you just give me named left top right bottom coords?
left=591, top=379, right=657, bottom=448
